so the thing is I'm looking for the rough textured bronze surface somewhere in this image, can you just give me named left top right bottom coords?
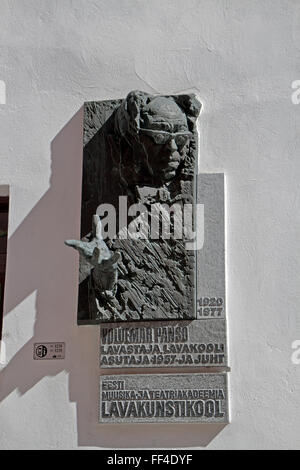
left=67, top=91, right=201, bottom=324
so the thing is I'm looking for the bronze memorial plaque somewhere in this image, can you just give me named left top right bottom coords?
left=65, top=91, right=229, bottom=425
left=66, top=91, right=201, bottom=324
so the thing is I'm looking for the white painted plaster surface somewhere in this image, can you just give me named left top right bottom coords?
left=0, top=0, right=299, bottom=449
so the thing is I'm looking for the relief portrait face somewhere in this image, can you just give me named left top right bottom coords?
left=138, top=96, right=192, bottom=182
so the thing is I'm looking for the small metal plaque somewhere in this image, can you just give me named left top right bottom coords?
left=33, top=342, right=65, bottom=360
left=99, top=373, right=229, bottom=423
left=100, top=319, right=227, bottom=368
left=197, top=173, right=226, bottom=319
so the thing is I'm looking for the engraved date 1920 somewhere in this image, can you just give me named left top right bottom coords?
left=197, top=297, right=224, bottom=317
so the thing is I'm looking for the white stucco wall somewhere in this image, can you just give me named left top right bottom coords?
left=0, top=0, right=300, bottom=449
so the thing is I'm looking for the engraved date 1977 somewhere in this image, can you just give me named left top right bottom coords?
left=197, top=297, right=224, bottom=317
